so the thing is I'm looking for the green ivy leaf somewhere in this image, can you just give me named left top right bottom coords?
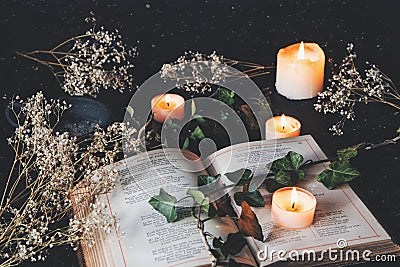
left=234, top=190, right=265, bottom=207
left=223, top=232, right=247, bottom=257
left=182, top=137, right=189, bottom=150
left=397, top=127, right=400, bottom=133
left=212, top=236, right=224, bottom=249
left=218, top=88, right=235, bottom=106
left=208, top=195, right=237, bottom=218
left=269, top=151, right=305, bottom=186
left=163, top=137, right=169, bottom=148
left=166, top=118, right=181, bottom=130
left=192, top=114, right=206, bottom=123
left=213, top=232, right=246, bottom=258
left=125, top=105, right=140, bottom=128
left=198, top=174, right=221, bottom=186
left=264, top=178, right=286, bottom=193
left=233, top=192, right=244, bottom=205
left=317, top=160, right=360, bottom=190
left=187, top=189, right=209, bottom=213
left=190, top=126, right=205, bottom=140
left=220, top=110, right=228, bottom=122
left=271, top=151, right=303, bottom=171
left=166, top=118, right=173, bottom=127
left=171, top=123, right=181, bottom=131
left=148, top=188, right=177, bottom=223
left=275, top=169, right=305, bottom=186
left=337, top=143, right=364, bottom=161
left=126, top=105, right=134, bottom=118
left=225, top=169, right=253, bottom=186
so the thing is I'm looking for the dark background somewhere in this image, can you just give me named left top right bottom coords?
left=0, top=0, right=399, bottom=266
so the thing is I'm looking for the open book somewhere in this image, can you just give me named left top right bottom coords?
left=71, top=135, right=399, bottom=266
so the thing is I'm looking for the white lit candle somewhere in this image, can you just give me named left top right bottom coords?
left=151, top=94, right=185, bottom=123
left=275, top=41, right=325, bottom=100
left=271, top=187, right=317, bottom=229
left=265, top=114, right=301, bottom=139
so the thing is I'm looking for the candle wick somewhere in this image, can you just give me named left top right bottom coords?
left=167, top=102, right=170, bottom=107
left=291, top=202, right=295, bottom=210
left=282, top=125, right=285, bottom=131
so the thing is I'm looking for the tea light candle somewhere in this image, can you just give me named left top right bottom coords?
left=151, top=94, right=185, bottom=123
left=271, top=187, right=317, bottom=229
left=275, top=41, right=325, bottom=100
left=265, top=114, right=301, bottom=139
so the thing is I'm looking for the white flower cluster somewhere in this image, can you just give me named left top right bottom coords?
left=160, top=51, right=231, bottom=94
left=69, top=193, right=116, bottom=249
left=62, top=26, right=138, bottom=97
left=315, top=43, right=400, bottom=135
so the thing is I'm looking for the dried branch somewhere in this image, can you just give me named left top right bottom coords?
left=18, top=19, right=137, bottom=97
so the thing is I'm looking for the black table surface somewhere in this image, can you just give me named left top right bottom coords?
left=1, top=1, right=399, bottom=266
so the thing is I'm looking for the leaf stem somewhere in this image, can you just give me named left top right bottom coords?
left=298, top=133, right=400, bottom=169
left=192, top=203, right=219, bottom=267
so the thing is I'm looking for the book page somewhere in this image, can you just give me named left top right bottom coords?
left=205, top=135, right=392, bottom=266
left=96, top=148, right=256, bottom=267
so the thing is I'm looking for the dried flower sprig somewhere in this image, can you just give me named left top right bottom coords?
left=160, top=51, right=273, bottom=95
left=0, top=92, right=142, bottom=266
left=315, top=43, right=400, bottom=135
left=18, top=17, right=138, bottom=97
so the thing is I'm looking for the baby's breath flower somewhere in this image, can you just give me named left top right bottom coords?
left=19, top=18, right=138, bottom=97
left=1, top=92, right=142, bottom=266
left=61, top=26, right=138, bottom=97
left=160, top=51, right=272, bottom=96
left=315, top=43, right=400, bottom=135
left=160, top=51, right=228, bottom=94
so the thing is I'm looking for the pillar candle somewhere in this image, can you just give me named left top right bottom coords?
left=275, top=41, right=325, bottom=100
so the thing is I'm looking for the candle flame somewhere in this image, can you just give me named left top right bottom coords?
left=165, top=94, right=171, bottom=107
left=298, top=41, right=305, bottom=60
left=280, top=114, right=287, bottom=131
left=290, top=187, right=298, bottom=210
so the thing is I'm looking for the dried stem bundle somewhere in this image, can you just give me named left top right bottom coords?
left=0, top=92, right=141, bottom=266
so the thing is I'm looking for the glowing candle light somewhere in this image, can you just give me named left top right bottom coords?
left=290, top=187, right=298, bottom=211
left=151, top=94, right=185, bottom=123
left=271, top=187, right=317, bottom=229
left=265, top=114, right=301, bottom=139
left=298, top=41, right=305, bottom=59
left=280, top=114, right=287, bottom=132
